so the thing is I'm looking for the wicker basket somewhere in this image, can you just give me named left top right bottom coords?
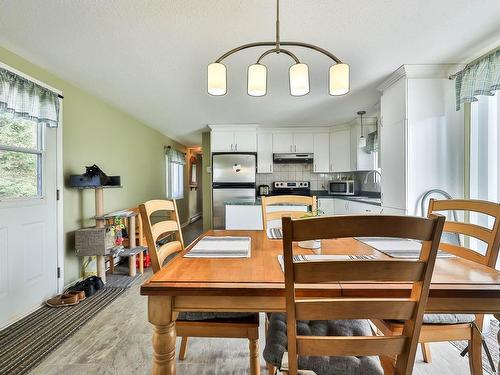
left=75, top=227, right=115, bottom=256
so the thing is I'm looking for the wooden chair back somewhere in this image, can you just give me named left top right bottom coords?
left=261, top=195, right=317, bottom=231
left=428, top=199, right=500, bottom=267
left=282, top=214, right=445, bottom=375
left=139, top=199, right=185, bottom=273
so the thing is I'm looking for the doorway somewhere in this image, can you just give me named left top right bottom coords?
left=0, top=112, right=60, bottom=328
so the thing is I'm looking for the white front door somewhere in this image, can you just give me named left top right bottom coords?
left=0, top=114, right=59, bottom=328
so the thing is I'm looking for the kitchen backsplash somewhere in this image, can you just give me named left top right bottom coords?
left=256, top=163, right=380, bottom=193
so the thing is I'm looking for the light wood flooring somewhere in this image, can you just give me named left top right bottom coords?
left=29, top=267, right=472, bottom=375
left=30, top=221, right=472, bottom=374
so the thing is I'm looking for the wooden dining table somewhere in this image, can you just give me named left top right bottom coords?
left=140, top=230, right=500, bottom=375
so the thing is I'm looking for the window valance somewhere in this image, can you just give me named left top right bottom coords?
left=0, top=68, right=60, bottom=128
left=455, top=49, right=500, bottom=110
left=166, top=147, right=186, bottom=165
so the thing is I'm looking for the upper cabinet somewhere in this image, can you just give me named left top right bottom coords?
left=330, top=129, right=351, bottom=172
left=233, top=131, right=257, bottom=152
left=313, top=133, right=330, bottom=173
left=211, top=131, right=235, bottom=152
left=210, top=127, right=257, bottom=153
left=272, top=132, right=294, bottom=153
left=257, top=133, right=273, bottom=173
left=294, top=133, right=314, bottom=153
left=272, top=132, right=313, bottom=153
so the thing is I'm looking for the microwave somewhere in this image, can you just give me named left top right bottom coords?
left=328, top=180, right=355, bottom=195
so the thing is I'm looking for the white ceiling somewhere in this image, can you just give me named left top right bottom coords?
left=0, top=1, right=499, bottom=146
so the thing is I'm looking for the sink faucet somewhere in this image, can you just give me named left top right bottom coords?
left=363, top=170, right=381, bottom=184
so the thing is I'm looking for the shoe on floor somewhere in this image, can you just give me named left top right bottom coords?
left=46, top=294, right=79, bottom=307
left=66, top=290, right=86, bottom=301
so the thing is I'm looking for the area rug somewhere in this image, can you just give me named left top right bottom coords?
left=450, top=319, right=499, bottom=375
left=0, top=287, right=125, bottom=375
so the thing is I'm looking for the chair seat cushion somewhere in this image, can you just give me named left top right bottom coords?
left=263, top=313, right=384, bottom=375
left=177, top=312, right=257, bottom=321
left=422, top=314, right=475, bottom=324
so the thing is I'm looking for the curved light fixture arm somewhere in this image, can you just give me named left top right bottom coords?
left=257, top=48, right=300, bottom=64
left=215, top=41, right=342, bottom=64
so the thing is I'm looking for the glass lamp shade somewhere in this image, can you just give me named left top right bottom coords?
left=247, top=64, right=267, bottom=96
left=358, top=136, right=366, bottom=148
left=207, top=63, right=227, bottom=96
left=289, top=63, right=310, bottom=96
left=329, top=63, right=350, bottom=95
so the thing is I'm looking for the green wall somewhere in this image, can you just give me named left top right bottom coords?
left=202, top=132, right=212, bottom=231
left=0, top=46, right=189, bottom=285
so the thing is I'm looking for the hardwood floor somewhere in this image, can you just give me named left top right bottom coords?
left=182, top=218, right=204, bottom=246
left=30, top=266, right=472, bottom=375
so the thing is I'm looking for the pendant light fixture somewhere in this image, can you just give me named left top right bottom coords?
left=207, top=0, right=349, bottom=97
left=358, top=110, right=367, bottom=148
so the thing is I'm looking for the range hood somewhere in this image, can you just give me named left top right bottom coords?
left=273, top=153, right=314, bottom=164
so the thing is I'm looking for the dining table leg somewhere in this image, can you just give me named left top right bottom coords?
left=149, top=296, right=177, bottom=375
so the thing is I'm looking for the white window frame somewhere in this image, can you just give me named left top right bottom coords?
left=0, top=117, right=45, bottom=201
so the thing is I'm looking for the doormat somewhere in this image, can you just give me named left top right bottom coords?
left=450, top=319, right=499, bottom=375
left=0, top=287, right=125, bottom=375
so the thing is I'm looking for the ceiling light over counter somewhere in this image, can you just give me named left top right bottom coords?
left=207, top=0, right=349, bottom=97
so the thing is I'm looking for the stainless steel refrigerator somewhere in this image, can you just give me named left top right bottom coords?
left=212, top=153, right=256, bottom=229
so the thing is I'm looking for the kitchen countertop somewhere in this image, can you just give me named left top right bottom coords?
left=225, top=191, right=382, bottom=207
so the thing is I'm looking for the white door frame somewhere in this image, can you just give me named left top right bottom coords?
left=0, top=61, right=64, bottom=292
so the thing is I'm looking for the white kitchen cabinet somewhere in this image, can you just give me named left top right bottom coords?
left=332, top=198, right=382, bottom=215
left=294, top=134, right=314, bottom=153
left=317, top=198, right=334, bottom=215
left=330, top=129, right=351, bottom=172
left=348, top=201, right=383, bottom=214
left=378, top=65, right=464, bottom=215
left=211, top=131, right=256, bottom=152
left=272, top=133, right=314, bottom=153
left=234, top=132, right=257, bottom=152
left=333, top=199, right=349, bottom=214
left=211, top=131, right=236, bottom=152
left=257, top=133, right=273, bottom=173
left=313, top=133, right=330, bottom=173
left=380, top=118, right=405, bottom=211
left=272, top=133, right=294, bottom=153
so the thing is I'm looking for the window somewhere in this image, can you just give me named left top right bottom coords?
left=166, top=149, right=185, bottom=200
left=0, top=113, right=43, bottom=200
left=469, top=94, right=499, bottom=262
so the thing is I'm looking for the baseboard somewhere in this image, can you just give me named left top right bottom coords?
left=188, top=213, right=202, bottom=223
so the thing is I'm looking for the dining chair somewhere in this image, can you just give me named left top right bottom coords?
left=264, top=214, right=445, bottom=375
left=373, top=199, right=500, bottom=375
left=261, top=195, right=317, bottom=231
left=139, top=199, right=260, bottom=374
